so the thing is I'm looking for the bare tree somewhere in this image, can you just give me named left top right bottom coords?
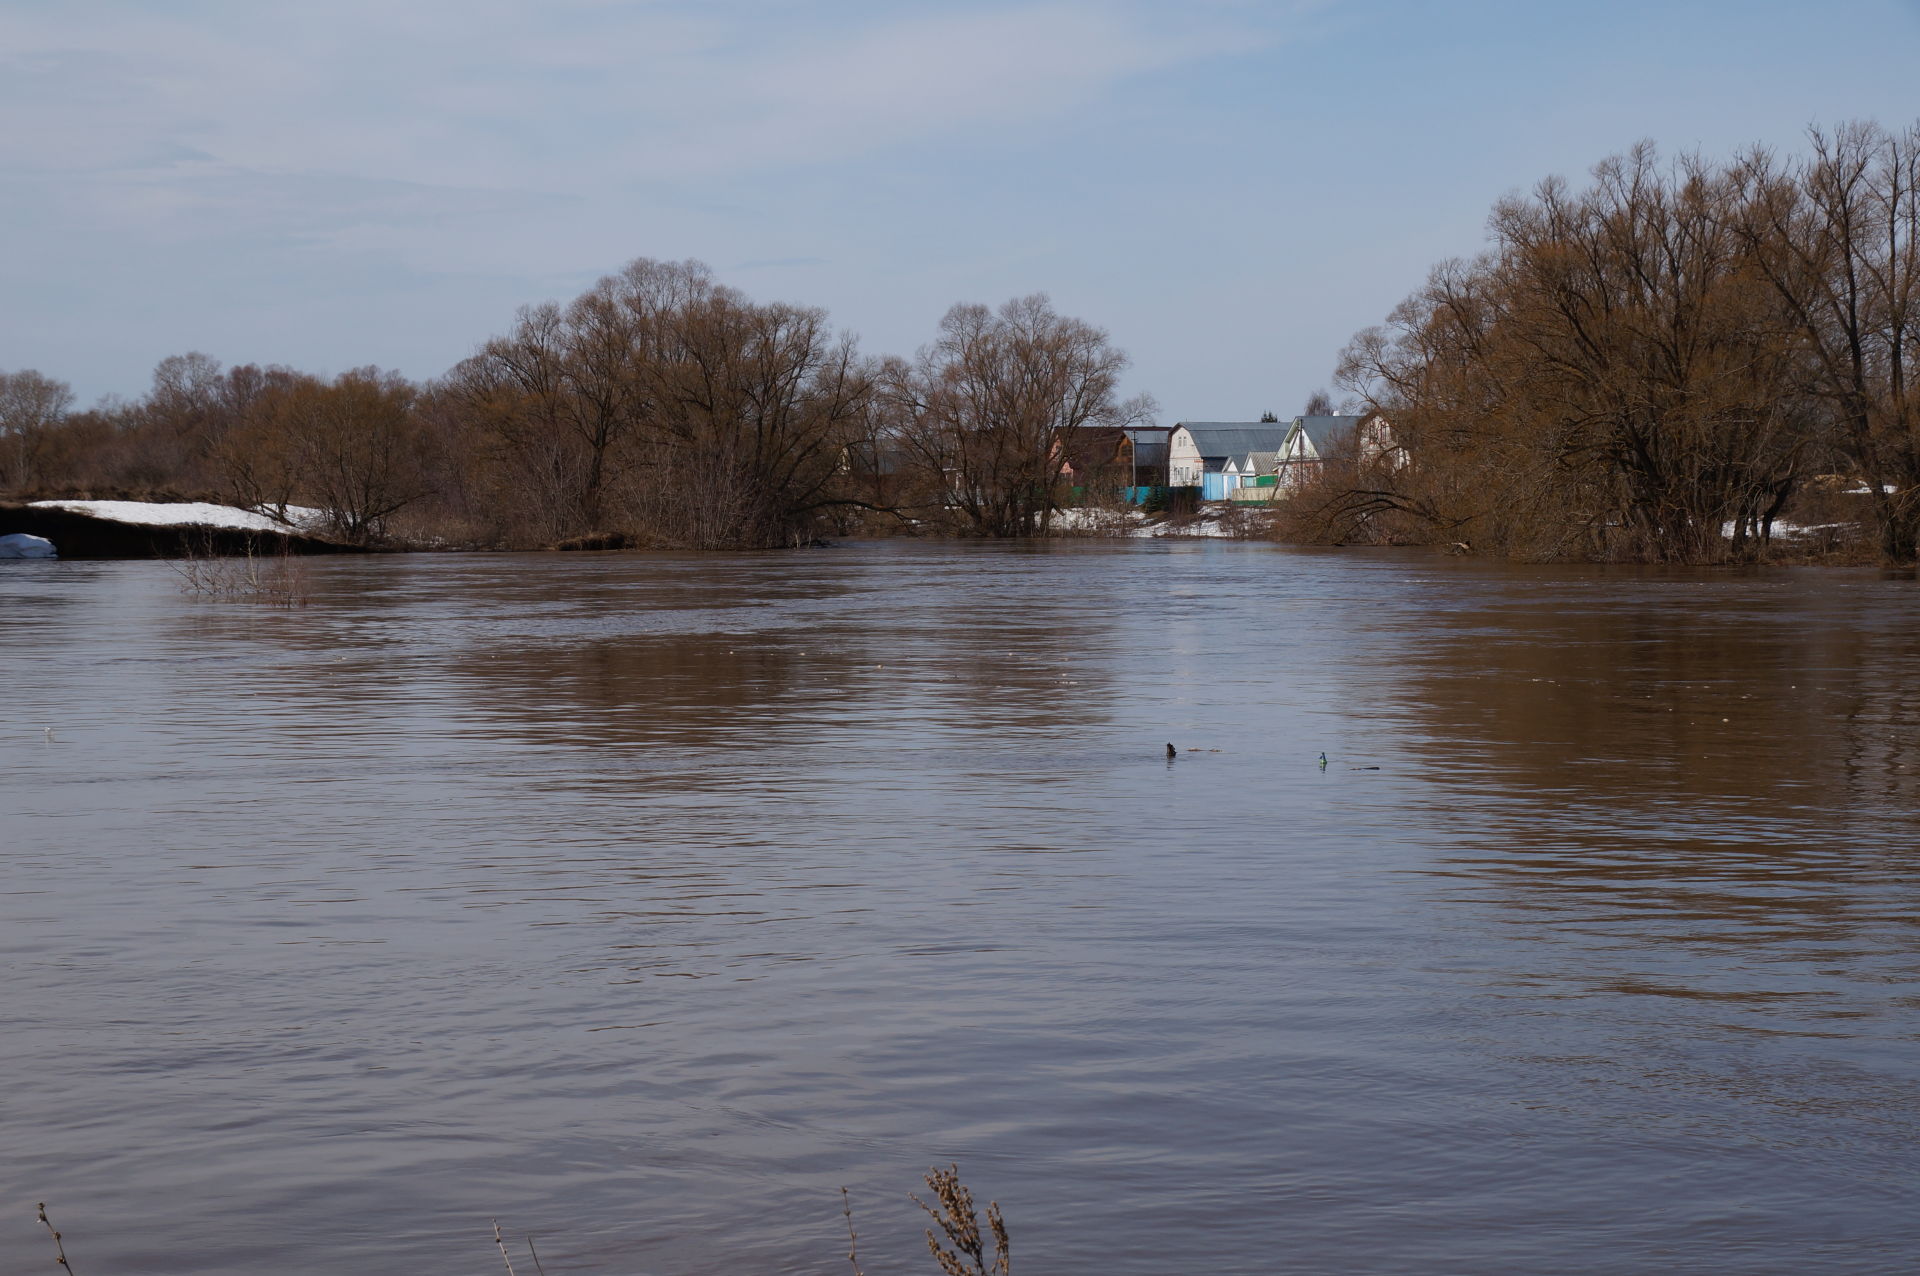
left=1731, top=122, right=1920, bottom=560
left=454, top=269, right=672, bottom=531
left=1333, top=144, right=1815, bottom=562
left=209, top=364, right=312, bottom=516
left=0, top=369, right=74, bottom=492
left=619, top=277, right=878, bottom=547
left=1490, top=146, right=1811, bottom=560
left=886, top=294, right=1155, bottom=537
left=444, top=258, right=875, bottom=548
left=134, top=352, right=233, bottom=486
left=287, top=368, right=433, bottom=542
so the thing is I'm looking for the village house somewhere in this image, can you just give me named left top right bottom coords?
left=1274, top=413, right=1399, bottom=492
left=1045, top=411, right=1401, bottom=508
left=1121, top=425, right=1174, bottom=489
left=1222, top=449, right=1282, bottom=500
left=840, top=438, right=920, bottom=509
left=1051, top=426, right=1134, bottom=493
left=1050, top=424, right=1175, bottom=500
left=1167, top=422, right=1294, bottom=498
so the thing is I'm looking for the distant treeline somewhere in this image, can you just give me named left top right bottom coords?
left=0, top=262, right=1147, bottom=549
left=12, top=121, right=1918, bottom=563
left=1298, top=119, right=1920, bottom=564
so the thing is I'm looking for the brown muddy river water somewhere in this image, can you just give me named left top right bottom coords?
left=3, top=541, right=1919, bottom=1274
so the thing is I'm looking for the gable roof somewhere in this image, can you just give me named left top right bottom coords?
left=1285, top=415, right=1365, bottom=460
left=1052, top=426, right=1130, bottom=471
left=1172, top=422, right=1294, bottom=456
left=843, top=439, right=913, bottom=476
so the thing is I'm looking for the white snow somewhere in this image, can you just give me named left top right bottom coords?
left=27, top=500, right=327, bottom=533
left=1050, top=506, right=1265, bottom=538
left=1719, top=518, right=1860, bottom=541
left=1128, top=509, right=1257, bottom=539
left=0, top=533, right=57, bottom=559
left=1049, top=508, right=1146, bottom=534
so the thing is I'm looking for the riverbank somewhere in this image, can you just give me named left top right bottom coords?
left=0, top=500, right=369, bottom=559
left=0, top=497, right=1279, bottom=558
left=2, top=494, right=1890, bottom=563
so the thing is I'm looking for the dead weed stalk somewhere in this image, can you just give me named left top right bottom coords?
left=38, top=1201, right=75, bottom=1274
left=842, top=1186, right=867, bottom=1276
left=911, top=1164, right=1010, bottom=1276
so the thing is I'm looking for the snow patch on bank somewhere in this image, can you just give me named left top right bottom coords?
left=1719, top=518, right=1860, bottom=541
left=28, top=500, right=327, bottom=533
left=1049, top=508, right=1146, bottom=534
left=1050, top=507, right=1266, bottom=539
left=1128, top=510, right=1256, bottom=539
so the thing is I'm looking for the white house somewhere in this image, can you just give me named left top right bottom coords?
left=1167, top=422, right=1294, bottom=496
left=1274, top=413, right=1398, bottom=491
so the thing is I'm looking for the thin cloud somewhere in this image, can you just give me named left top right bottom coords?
left=0, top=1, right=1271, bottom=194
left=0, top=0, right=1316, bottom=398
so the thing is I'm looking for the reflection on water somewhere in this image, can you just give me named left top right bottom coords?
left=2, top=545, right=1919, bottom=1275
left=1392, top=573, right=1920, bottom=1015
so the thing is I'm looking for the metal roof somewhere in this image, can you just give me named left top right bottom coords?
left=1172, top=423, right=1294, bottom=456
left=1287, top=415, right=1366, bottom=460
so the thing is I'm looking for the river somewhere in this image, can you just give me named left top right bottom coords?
left=3, top=541, right=1918, bottom=1274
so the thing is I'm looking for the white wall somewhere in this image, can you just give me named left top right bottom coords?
left=1168, top=428, right=1205, bottom=486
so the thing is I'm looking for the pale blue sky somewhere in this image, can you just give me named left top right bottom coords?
left=5, top=0, right=1919, bottom=417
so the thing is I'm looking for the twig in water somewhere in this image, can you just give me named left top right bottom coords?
left=38, top=1202, right=75, bottom=1274
left=526, top=1233, right=548, bottom=1276
left=841, top=1186, right=866, bottom=1276
left=492, top=1218, right=518, bottom=1276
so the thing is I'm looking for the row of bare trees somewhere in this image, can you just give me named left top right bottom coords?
left=2, top=264, right=1149, bottom=548
left=0, top=355, right=431, bottom=545
left=1329, top=120, right=1920, bottom=563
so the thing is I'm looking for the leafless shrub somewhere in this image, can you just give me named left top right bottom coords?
left=1270, top=440, right=1463, bottom=547
left=552, top=531, right=631, bottom=551
left=1210, top=500, right=1277, bottom=540
left=168, top=534, right=310, bottom=606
